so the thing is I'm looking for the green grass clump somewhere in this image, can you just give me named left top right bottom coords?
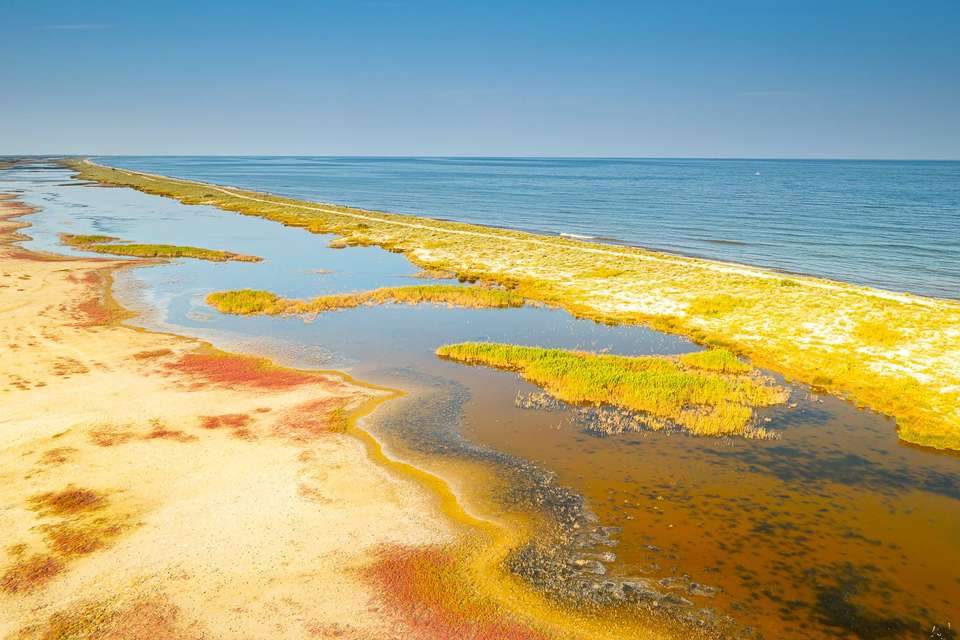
left=854, top=319, right=903, bottom=347
left=686, top=294, right=742, bottom=316
left=679, top=348, right=751, bottom=373
left=580, top=266, right=626, bottom=279
left=60, top=233, right=261, bottom=263
left=436, top=343, right=787, bottom=437
left=62, top=234, right=120, bottom=245
left=206, top=284, right=525, bottom=315
left=206, top=289, right=283, bottom=314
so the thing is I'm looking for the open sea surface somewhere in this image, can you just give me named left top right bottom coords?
left=99, top=156, right=960, bottom=299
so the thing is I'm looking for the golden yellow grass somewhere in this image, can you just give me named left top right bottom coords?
left=60, top=233, right=261, bottom=262
left=206, top=284, right=526, bottom=315
left=65, top=159, right=960, bottom=451
left=437, top=343, right=785, bottom=437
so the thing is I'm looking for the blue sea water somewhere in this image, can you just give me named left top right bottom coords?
left=98, top=156, right=960, bottom=300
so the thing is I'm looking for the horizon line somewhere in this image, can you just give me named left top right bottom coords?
left=4, top=154, right=959, bottom=163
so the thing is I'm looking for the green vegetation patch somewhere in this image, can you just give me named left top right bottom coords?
left=436, top=343, right=787, bottom=437
left=679, top=348, right=752, bottom=373
left=207, top=284, right=526, bottom=315
left=686, top=293, right=743, bottom=316
left=61, top=233, right=261, bottom=263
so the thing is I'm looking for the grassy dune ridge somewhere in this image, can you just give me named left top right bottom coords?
left=437, top=343, right=787, bottom=437
left=61, top=233, right=262, bottom=262
left=206, top=284, right=526, bottom=315
left=65, top=159, right=960, bottom=450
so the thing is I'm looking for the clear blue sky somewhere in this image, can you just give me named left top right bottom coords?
left=2, top=0, right=958, bottom=158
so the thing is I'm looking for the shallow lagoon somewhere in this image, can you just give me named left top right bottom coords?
left=5, top=163, right=959, bottom=639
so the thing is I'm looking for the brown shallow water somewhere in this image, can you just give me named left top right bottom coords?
left=459, top=368, right=960, bottom=639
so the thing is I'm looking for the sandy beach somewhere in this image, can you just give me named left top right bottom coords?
left=0, top=194, right=455, bottom=638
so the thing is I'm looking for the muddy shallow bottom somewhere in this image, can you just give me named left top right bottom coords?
left=5, top=163, right=958, bottom=640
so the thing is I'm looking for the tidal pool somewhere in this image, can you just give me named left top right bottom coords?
left=5, top=162, right=958, bottom=640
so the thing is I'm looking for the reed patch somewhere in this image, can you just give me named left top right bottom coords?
left=61, top=233, right=262, bottom=262
left=437, top=343, right=787, bottom=437
left=205, top=284, right=526, bottom=316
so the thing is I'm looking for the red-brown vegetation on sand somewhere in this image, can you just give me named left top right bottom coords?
left=199, top=413, right=256, bottom=440
left=68, top=270, right=116, bottom=327
left=275, top=398, right=347, bottom=441
left=0, top=554, right=64, bottom=594
left=166, top=352, right=321, bottom=390
left=132, top=348, right=174, bottom=360
left=144, top=420, right=197, bottom=443
left=74, top=297, right=112, bottom=327
left=39, top=447, right=77, bottom=466
left=89, top=426, right=136, bottom=447
left=40, top=519, right=125, bottom=557
left=65, top=271, right=102, bottom=286
left=28, top=486, right=108, bottom=517
left=364, top=545, right=547, bottom=640
left=16, top=595, right=202, bottom=640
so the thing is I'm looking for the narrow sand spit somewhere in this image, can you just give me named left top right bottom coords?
left=0, top=195, right=455, bottom=639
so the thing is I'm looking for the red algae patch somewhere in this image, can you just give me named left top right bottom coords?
left=166, top=351, right=319, bottom=390
left=0, top=554, right=64, bottom=594
left=364, top=545, right=547, bottom=640
left=16, top=595, right=202, bottom=640
left=28, top=486, right=108, bottom=517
